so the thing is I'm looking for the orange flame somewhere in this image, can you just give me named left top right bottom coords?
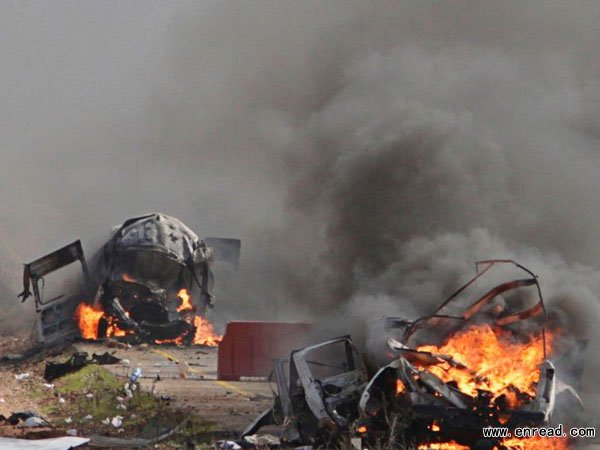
left=122, top=273, right=135, bottom=282
left=154, top=316, right=222, bottom=346
left=193, top=315, right=222, bottom=346
left=418, top=442, right=469, bottom=450
left=176, top=288, right=194, bottom=312
left=419, top=437, right=569, bottom=450
left=500, top=436, right=569, bottom=450
left=75, top=288, right=221, bottom=346
left=75, top=303, right=128, bottom=339
left=416, top=324, right=552, bottom=402
left=107, top=319, right=127, bottom=337
left=75, top=303, right=104, bottom=339
left=396, top=378, right=405, bottom=395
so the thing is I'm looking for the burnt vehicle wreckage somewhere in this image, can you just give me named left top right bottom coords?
left=18, top=213, right=240, bottom=345
left=242, top=260, right=584, bottom=449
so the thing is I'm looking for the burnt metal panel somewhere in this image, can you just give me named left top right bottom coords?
left=27, top=240, right=88, bottom=279
left=37, top=295, right=81, bottom=345
left=20, top=240, right=91, bottom=309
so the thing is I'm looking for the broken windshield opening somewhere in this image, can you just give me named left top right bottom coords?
left=302, top=340, right=358, bottom=379
left=112, top=250, right=189, bottom=289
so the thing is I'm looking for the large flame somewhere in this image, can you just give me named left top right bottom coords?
left=416, top=324, right=552, bottom=402
left=193, top=315, right=221, bottom=346
left=418, top=437, right=569, bottom=450
left=502, top=436, right=569, bottom=450
left=413, top=325, right=567, bottom=450
left=500, top=436, right=569, bottom=450
left=75, top=303, right=104, bottom=339
left=75, top=303, right=128, bottom=339
left=75, top=288, right=222, bottom=346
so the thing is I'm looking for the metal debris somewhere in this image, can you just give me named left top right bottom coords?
left=0, top=436, right=89, bottom=450
left=0, top=411, right=49, bottom=427
left=242, top=336, right=368, bottom=446
left=44, top=351, right=121, bottom=381
left=241, top=261, right=585, bottom=449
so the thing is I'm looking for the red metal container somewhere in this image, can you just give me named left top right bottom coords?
left=217, top=321, right=312, bottom=380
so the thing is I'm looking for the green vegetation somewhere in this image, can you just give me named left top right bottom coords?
left=40, top=364, right=219, bottom=446
left=57, top=364, right=121, bottom=394
left=45, top=365, right=170, bottom=435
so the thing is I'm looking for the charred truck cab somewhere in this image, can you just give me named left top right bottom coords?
left=19, top=213, right=240, bottom=345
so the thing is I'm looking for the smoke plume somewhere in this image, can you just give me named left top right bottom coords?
left=0, top=1, right=599, bottom=413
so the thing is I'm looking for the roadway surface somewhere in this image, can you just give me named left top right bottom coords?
left=73, top=342, right=274, bottom=434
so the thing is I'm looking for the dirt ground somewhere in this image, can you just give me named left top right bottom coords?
left=73, top=341, right=274, bottom=433
left=1, top=337, right=599, bottom=450
left=0, top=336, right=275, bottom=448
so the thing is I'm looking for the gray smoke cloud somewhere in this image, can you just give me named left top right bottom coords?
left=0, top=0, right=599, bottom=416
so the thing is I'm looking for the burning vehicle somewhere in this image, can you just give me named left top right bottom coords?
left=18, top=213, right=239, bottom=346
left=357, top=260, right=560, bottom=448
left=243, top=260, right=583, bottom=449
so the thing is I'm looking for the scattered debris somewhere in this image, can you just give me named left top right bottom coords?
left=91, top=352, right=121, bottom=365
left=0, top=411, right=49, bottom=427
left=87, top=416, right=185, bottom=448
left=24, top=416, right=49, bottom=428
left=44, top=351, right=121, bottom=381
left=219, top=440, right=242, bottom=450
left=15, top=372, right=30, bottom=381
left=44, top=352, right=88, bottom=382
left=128, top=367, right=142, bottom=383
left=124, top=367, right=142, bottom=398
left=242, top=336, right=368, bottom=446
left=111, top=415, right=123, bottom=428
left=244, top=433, right=281, bottom=446
left=0, top=436, right=89, bottom=450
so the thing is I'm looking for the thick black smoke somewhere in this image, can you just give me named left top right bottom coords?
left=0, top=1, right=599, bottom=414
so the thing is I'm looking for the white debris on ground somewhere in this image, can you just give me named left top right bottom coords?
left=0, top=436, right=89, bottom=450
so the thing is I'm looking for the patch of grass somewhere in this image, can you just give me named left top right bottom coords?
left=58, top=364, right=122, bottom=394
left=34, top=364, right=220, bottom=445
left=45, top=365, right=177, bottom=436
